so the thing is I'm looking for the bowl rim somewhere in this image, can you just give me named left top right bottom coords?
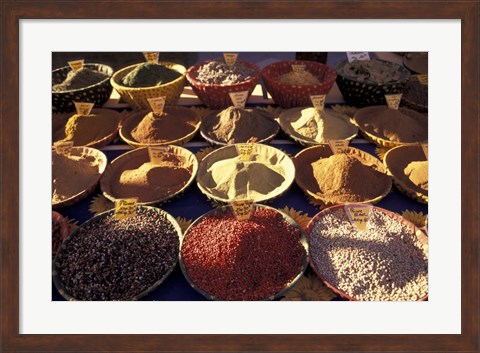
left=99, top=145, right=199, bottom=206
left=52, top=205, right=182, bottom=301
left=178, top=203, right=309, bottom=301
left=185, top=59, right=261, bottom=88
left=52, top=63, right=114, bottom=93
left=110, top=61, right=187, bottom=91
left=305, top=203, right=428, bottom=301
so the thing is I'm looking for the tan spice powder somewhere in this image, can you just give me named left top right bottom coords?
left=276, top=70, right=320, bottom=85
left=404, top=161, right=428, bottom=192
left=56, top=113, right=117, bottom=146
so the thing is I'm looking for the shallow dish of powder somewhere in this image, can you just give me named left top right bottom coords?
left=294, top=145, right=392, bottom=206
left=278, top=106, right=358, bottom=146
left=353, top=106, right=428, bottom=148
left=52, top=108, right=121, bottom=149
left=383, top=145, right=428, bottom=204
left=119, top=107, right=201, bottom=148
left=100, top=145, right=198, bottom=205
left=52, top=147, right=108, bottom=209
left=196, top=143, right=295, bottom=203
left=306, top=204, right=428, bottom=301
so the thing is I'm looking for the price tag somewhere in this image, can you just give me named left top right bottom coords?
left=421, top=143, right=428, bottom=159
left=344, top=204, right=373, bottom=231
left=347, top=52, right=370, bottom=63
left=54, top=141, right=74, bottom=155
left=328, top=139, right=350, bottom=154
left=385, top=94, right=402, bottom=110
left=115, top=198, right=138, bottom=220
left=148, top=146, right=170, bottom=164
left=229, top=91, right=249, bottom=109
left=223, top=53, right=238, bottom=66
left=147, top=96, right=166, bottom=115
left=143, top=52, right=159, bottom=64
left=291, top=64, right=306, bottom=72
left=236, top=143, right=256, bottom=162
left=310, top=95, right=326, bottom=111
left=68, top=60, right=84, bottom=71
left=416, top=74, right=428, bottom=85
left=231, top=199, right=254, bottom=220
left=74, top=102, right=94, bottom=115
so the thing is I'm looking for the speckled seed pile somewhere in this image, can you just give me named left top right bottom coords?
left=56, top=208, right=179, bottom=300
left=195, top=61, right=255, bottom=85
left=309, top=208, right=428, bottom=301
left=182, top=208, right=305, bottom=300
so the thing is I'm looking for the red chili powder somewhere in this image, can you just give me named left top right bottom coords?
left=181, top=207, right=305, bottom=300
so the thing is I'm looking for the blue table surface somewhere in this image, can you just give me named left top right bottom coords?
left=52, top=118, right=428, bottom=301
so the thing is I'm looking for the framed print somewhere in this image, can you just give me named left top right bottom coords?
left=1, top=1, right=478, bottom=352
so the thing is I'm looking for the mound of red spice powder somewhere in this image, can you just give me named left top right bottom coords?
left=181, top=207, right=306, bottom=300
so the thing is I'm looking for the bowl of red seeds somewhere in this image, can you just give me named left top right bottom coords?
left=179, top=204, right=308, bottom=301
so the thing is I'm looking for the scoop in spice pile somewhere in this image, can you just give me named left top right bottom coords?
left=121, top=62, right=182, bottom=88
left=52, top=67, right=109, bottom=92
left=308, top=206, right=428, bottom=301
left=54, top=207, right=180, bottom=301
left=181, top=206, right=307, bottom=300
left=279, top=107, right=357, bottom=144
left=201, top=106, right=279, bottom=144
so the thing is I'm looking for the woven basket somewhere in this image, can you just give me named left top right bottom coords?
left=52, top=206, right=182, bottom=301
left=186, top=60, right=261, bottom=109
left=335, top=59, right=410, bottom=107
left=119, top=107, right=200, bottom=148
left=111, top=62, right=186, bottom=110
left=293, top=145, right=392, bottom=206
left=178, top=204, right=309, bottom=301
left=383, top=145, right=428, bottom=204
left=261, top=60, right=337, bottom=108
left=100, top=145, right=198, bottom=206
left=306, top=204, right=428, bottom=301
left=52, top=63, right=114, bottom=113
left=52, top=147, right=108, bottom=210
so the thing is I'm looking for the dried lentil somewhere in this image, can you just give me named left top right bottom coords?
left=195, top=61, right=255, bottom=85
left=55, top=208, right=180, bottom=300
left=181, top=207, right=305, bottom=300
left=308, top=207, right=428, bottom=301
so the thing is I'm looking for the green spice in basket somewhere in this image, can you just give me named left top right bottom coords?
left=340, top=60, right=406, bottom=85
left=121, top=63, right=182, bottom=88
left=52, top=68, right=109, bottom=92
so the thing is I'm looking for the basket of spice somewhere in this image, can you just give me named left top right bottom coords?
left=52, top=63, right=114, bottom=113
left=111, top=62, right=186, bottom=110
left=294, top=145, right=392, bottom=206
left=53, top=206, right=181, bottom=301
left=401, top=76, right=428, bottom=113
left=352, top=105, right=428, bottom=148
left=179, top=204, right=309, bottom=300
left=307, top=204, right=428, bottom=301
left=200, top=106, right=279, bottom=145
left=403, top=52, right=428, bottom=74
left=335, top=59, right=410, bottom=107
left=261, top=60, right=337, bottom=108
left=196, top=143, right=296, bottom=204
left=278, top=106, right=358, bottom=146
left=53, top=108, right=122, bottom=149
left=383, top=145, right=428, bottom=204
left=100, top=146, right=198, bottom=206
left=52, top=211, right=70, bottom=260
left=119, top=107, right=200, bottom=147
left=186, top=59, right=261, bottom=109
left=52, top=147, right=108, bottom=210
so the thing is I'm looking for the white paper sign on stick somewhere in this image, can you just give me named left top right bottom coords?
left=147, top=96, right=166, bottom=115
left=231, top=199, right=254, bottom=220
left=236, top=143, right=256, bottom=162
left=68, top=60, right=84, bottom=71
left=223, top=53, right=238, bottom=66
left=347, top=52, right=370, bottom=63
left=328, top=140, right=350, bottom=154
left=54, top=141, right=74, bottom=155
left=229, top=91, right=249, bottom=109
left=115, top=198, right=138, bottom=220
left=344, top=204, right=373, bottom=231
left=421, top=144, right=428, bottom=159
left=148, top=146, right=170, bottom=164
left=310, top=95, right=326, bottom=111
left=385, top=94, right=402, bottom=110
left=143, top=52, right=159, bottom=64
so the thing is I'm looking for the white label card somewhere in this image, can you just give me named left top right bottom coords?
left=421, top=144, right=428, bottom=159
left=385, top=94, right=402, bottom=110
left=416, top=75, right=428, bottom=85
left=143, top=52, right=159, bottom=64
left=347, top=52, right=370, bottom=63
left=54, top=141, right=74, bottom=155
left=74, top=102, right=94, bottom=115
left=115, top=198, right=138, bottom=220
left=147, top=97, right=166, bottom=115
left=236, top=143, right=256, bottom=162
left=68, top=60, right=84, bottom=71
left=310, top=95, right=326, bottom=111
left=291, top=64, right=306, bottom=72
left=223, top=53, right=238, bottom=66
left=229, top=91, right=249, bottom=109
left=328, top=140, right=350, bottom=154
left=231, top=199, right=254, bottom=220
left=344, top=204, right=373, bottom=231
left=148, top=146, right=170, bottom=164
